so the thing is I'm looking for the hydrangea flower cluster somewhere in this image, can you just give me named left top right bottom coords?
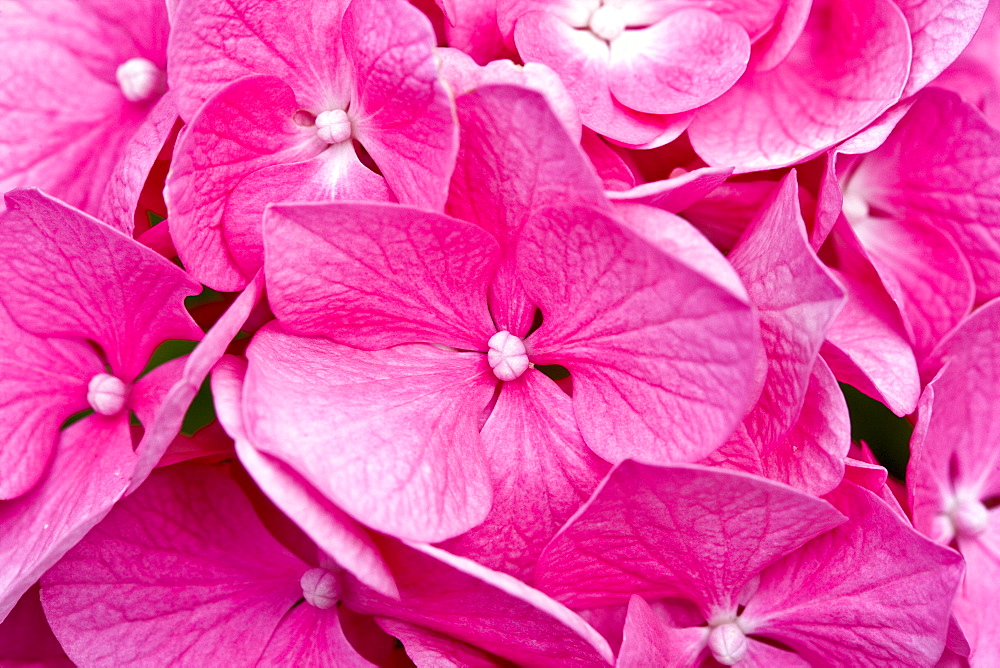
left=1, top=0, right=999, bottom=664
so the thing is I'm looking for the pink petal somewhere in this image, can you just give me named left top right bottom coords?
left=0, top=303, right=104, bottom=499
left=258, top=604, right=373, bottom=667
left=689, top=0, right=912, bottom=170
left=168, top=0, right=348, bottom=119
left=609, top=9, right=750, bottom=115
left=0, top=190, right=202, bottom=381
left=606, top=166, right=733, bottom=214
left=744, top=482, right=963, bottom=666
left=96, top=93, right=179, bottom=235
left=264, top=201, right=497, bottom=351
left=344, top=539, right=614, bottom=666
left=213, top=354, right=398, bottom=599
left=378, top=618, right=508, bottom=666
left=345, top=0, right=458, bottom=210
left=513, top=11, right=677, bottom=145
left=616, top=595, right=704, bottom=668
left=243, top=325, right=495, bottom=542
left=165, top=75, right=327, bottom=291
left=922, top=296, right=1000, bottom=382
left=896, top=0, right=989, bottom=96
left=0, top=585, right=69, bottom=665
left=582, top=130, right=636, bottom=192
left=0, top=415, right=133, bottom=622
left=535, top=462, right=846, bottom=612
left=522, top=205, right=760, bottom=464
left=40, top=463, right=310, bottom=665
left=728, top=172, right=845, bottom=452
left=441, top=370, right=609, bottom=578
left=437, top=0, right=511, bottom=64
left=848, top=88, right=1000, bottom=301
left=126, top=271, right=264, bottom=493
left=952, top=512, right=1000, bottom=661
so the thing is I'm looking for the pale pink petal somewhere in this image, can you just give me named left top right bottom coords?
left=513, top=11, right=675, bottom=145
left=535, top=462, right=845, bottom=612
left=522, top=205, right=760, bottom=464
left=377, top=618, right=508, bottom=667
left=165, top=75, right=327, bottom=291
left=848, top=88, right=1000, bottom=301
left=344, top=539, right=614, bottom=666
left=243, top=326, right=495, bottom=542
left=609, top=9, right=750, bottom=115
left=438, top=49, right=582, bottom=142
left=259, top=604, right=374, bottom=667
left=0, top=415, right=133, bottom=622
left=96, top=93, right=178, bottom=235
left=896, top=0, right=988, bottom=95
left=0, top=189, right=202, bottom=380
left=616, top=595, right=705, bottom=668
left=728, top=172, right=845, bottom=451
left=264, top=202, right=497, bottom=350
left=168, top=0, right=348, bottom=119
left=40, top=463, right=309, bottom=666
left=0, top=303, right=104, bottom=499
left=821, top=221, right=920, bottom=416
left=857, top=214, right=975, bottom=362
left=0, top=585, right=70, bottom=666
left=689, top=0, right=912, bottom=170
left=606, top=166, right=733, bottom=214
left=441, top=370, right=609, bottom=578
left=743, top=482, right=963, bottom=666
left=345, top=0, right=458, bottom=210
left=212, top=354, right=398, bottom=599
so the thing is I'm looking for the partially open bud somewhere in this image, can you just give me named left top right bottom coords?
left=708, top=622, right=749, bottom=666
left=589, top=5, right=626, bottom=41
left=87, top=373, right=128, bottom=416
left=300, top=568, right=340, bottom=609
left=487, top=331, right=530, bottom=381
left=315, top=109, right=352, bottom=144
left=951, top=497, right=989, bottom=537
left=116, top=57, right=166, bottom=103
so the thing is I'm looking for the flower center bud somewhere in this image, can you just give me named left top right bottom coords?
left=589, top=5, right=626, bottom=41
left=116, top=57, right=166, bottom=103
left=708, top=622, right=749, bottom=666
left=487, top=331, right=530, bottom=381
left=315, top=109, right=352, bottom=144
left=300, top=567, right=340, bottom=609
left=949, top=497, right=989, bottom=537
left=87, top=373, right=128, bottom=416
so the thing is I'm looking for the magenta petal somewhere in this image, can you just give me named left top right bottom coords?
left=729, top=172, right=845, bottom=452
left=617, top=595, right=704, bottom=668
left=609, top=10, right=750, bottom=115
left=165, top=75, right=326, bottom=290
left=244, top=326, right=495, bottom=541
left=0, top=189, right=202, bottom=380
left=689, top=0, right=912, bottom=170
left=41, top=463, right=309, bottom=665
left=0, top=303, right=103, bottom=499
left=896, top=0, right=988, bottom=96
left=345, top=540, right=614, bottom=666
left=378, top=618, right=507, bottom=666
left=258, top=604, right=372, bottom=667
left=0, top=585, right=69, bottom=666
left=849, top=88, right=1000, bottom=301
left=127, top=271, right=263, bottom=493
left=0, top=415, right=133, bottom=622
left=345, top=0, right=457, bottom=210
left=442, top=370, right=609, bottom=578
left=606, top=166, right=733, bottom=214
left=523, top=205, right=759, bottom=464
left=264, top=201, right=498, bottom=350
left=744, top=483, right=963, bottom=666
left=213, top=354, right=398, bottom=599
left=96, top=93, right=178, bottom=235
left=535, top=462, right=846, bottom=611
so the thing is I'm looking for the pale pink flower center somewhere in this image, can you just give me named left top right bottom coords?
left=116, top=57, right=166, bottom=103
left=949, top=496, right=989, bottom=537
left=488, top=330, right=530, bottom=381
left=300, top=567, right=340, bottom=609
left=589, top=5, right=626, bottom=41
left=315, top=109, right=353, bottom=144
left=707, top=621, right=748, bottom=666
left=87, top=373, right=128, bottom=416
